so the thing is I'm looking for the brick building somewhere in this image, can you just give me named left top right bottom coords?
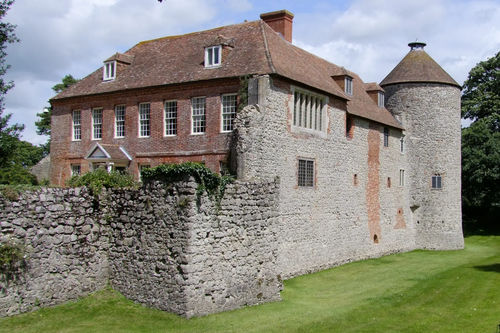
left=49, top=9, right=464, bottom=276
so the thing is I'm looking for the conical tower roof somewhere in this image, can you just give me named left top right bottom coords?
left=380, top=42, right=460, bottom=88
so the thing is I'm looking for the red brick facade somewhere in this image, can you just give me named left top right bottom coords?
left=50, top=78, right=240, bottom=186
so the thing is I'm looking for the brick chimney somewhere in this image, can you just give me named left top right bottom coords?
left=260, top=10, right=294, bottom=43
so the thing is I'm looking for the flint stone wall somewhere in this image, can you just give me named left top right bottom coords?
left=0, top=177, right=282, bottom=318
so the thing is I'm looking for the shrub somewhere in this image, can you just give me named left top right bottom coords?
left=66, top=168, right=138, bottom=196
left=0, top=239, right=27, bottom=287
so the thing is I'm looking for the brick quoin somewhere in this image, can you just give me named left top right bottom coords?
left=50, top=78, right=240, bottom=186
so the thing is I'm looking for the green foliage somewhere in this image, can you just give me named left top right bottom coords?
left=0, top=239, right=27, bottom=287
left=461, top=51, right=500, bottom=232
left=51, top=74, right=79, bottom=95
left=0, top=185, right=18, bottom=200
left=66, top=168, right=138, bottom=196
left=141, top=162, right=234, bottom=203
left=237, top=74, right=250, bottom=112
left=0, top=135, right=44, bottom=185
left=2, top=236, right=500, bottom=332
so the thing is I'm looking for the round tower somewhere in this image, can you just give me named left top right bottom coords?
left=380, top=41, right=464, bottom=250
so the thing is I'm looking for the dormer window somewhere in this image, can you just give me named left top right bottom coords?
left=378, top=92, right=385, bottom=107
left=205, top=46, right=221, bottom=68
left=345, top=76, right=353, bottom=95
left=103, top=61, right=116, bottom=81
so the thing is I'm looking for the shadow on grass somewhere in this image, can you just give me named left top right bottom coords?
left=473, top=263, right=500, bottom=273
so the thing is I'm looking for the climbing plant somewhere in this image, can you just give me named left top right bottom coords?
left=141, top=162, right=234, bottom=203
left=66, top=168, right=138, bottom=196
left=0, top=239, right=27, bottom=288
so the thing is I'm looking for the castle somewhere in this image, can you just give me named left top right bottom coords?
left=0, top=10, right=463, bottom=317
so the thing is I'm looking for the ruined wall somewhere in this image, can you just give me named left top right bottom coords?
left=237, top=76, right=415, bottom=279
left=384, top=83, right=463, bottom=250
left=0, top=187, right=109, bottom=317
left=0, top=178, right=282, bottom=318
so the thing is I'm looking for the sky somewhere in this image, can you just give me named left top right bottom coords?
left=3, top=0, right=500, bottom=145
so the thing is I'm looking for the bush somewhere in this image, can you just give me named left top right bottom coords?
left=0, top=239, right=27, bottom=287
left=66, top=168, right=138, bottom=195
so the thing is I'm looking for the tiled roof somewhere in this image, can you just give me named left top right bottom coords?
left=52, top=18, right=401, bottom=128
left=364, top=82, right=384, bottom=92
left=380, top=48, right=460, bottom=88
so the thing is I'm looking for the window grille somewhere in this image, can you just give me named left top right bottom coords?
left=432, top=175, right=442, bottom=189
left=293, top=91, right=325, bottom=131
left=298, top=159, right=315, bottom=187
left=71, top=164, right=81, bottom=176
left=115, top=105, right=125, bottom=138
left=192, top=97, right=206, bottom=134
left=221, top=94, right=237, bottom=132
left=383, top=127, right=389, bottom=147
left=399, top=169, right=405, bottom=186
left=92, top=108, right=103, bottom=140
left=139, top=103, right=150, bottom=137
left=72, top=110, right=81, bottom=140
left=164, top=101, right=177, bottom=136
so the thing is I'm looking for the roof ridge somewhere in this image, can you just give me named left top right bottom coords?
left=260, top=20, right=276, bottom=75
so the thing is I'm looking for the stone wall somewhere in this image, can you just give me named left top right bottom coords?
left=0, top=177, right=282, bottom=318
left=237, top=76, right=418, bottom=279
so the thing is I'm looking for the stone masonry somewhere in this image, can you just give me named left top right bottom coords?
left=0, top=177, right=282, bottom=318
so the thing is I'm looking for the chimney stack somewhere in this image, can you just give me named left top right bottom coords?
left=260, top=10, right=294, bottom=43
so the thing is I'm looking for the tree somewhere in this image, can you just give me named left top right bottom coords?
left=35, top=74, right=79, bottom=154
left=461, top=51, right=500, bottom=232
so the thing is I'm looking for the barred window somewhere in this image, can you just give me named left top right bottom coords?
left=221, top=94, right=237, bottom=132
left=383, top=127, right=389, bottom=147
left=293, top=90, right=325, bottom=132
left=115, top=105, right=125, bottom=138
left=92, top=108, right=103, bottom=140
left=400, top=136, right=405, bottom=153
left=192, top=97, right=206, bottom=134
left=72, top=110, right=81, bottom=141
left=164, top=101, right=177, bottom=136
left=298, top=159, right=315, bottom=187
left=71, top=164, right=81, bottom=176
left=432, top=175, right=442, bottom=189
left=139, top=103, right=150, bottom=137
left=399, top=169, right=405, bottom=187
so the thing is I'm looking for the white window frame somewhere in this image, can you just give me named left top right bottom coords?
left=71, top=164, right=81, bottom=176
left=345, top=76, right=353, bottom=95
left=115, top=105, right=125, bottom=138
left=205, top=46, right=221, bottom=68
left=191, top=97, right=206, bottom=134
left=164, top=100, right=177, bottom=136
left=139, top=103, right=151, bottom=137
left=221, top=94, right=238, bottom=132
left=290, top=86, right=328, bottom=138
left=298, top=158, right=315, bottom=188
left=378, top=92, right=385, bottom=107
left=399, top=169, right=405, bottom=187
left=103, top=61, right=116, bottom=81
left=72, top=110, right=81, bottom=141
left=432, top=175, right=442, bottom=189
left=92, top=108, right=103, bottom=140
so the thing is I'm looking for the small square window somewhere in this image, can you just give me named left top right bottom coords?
left=345, top=77, right=353, bottom=95
left=205, top=46, right=221, bottom=68
left=103, top=61, right=116, bottom=81
left=298, top=159, right=315, bottom=187
left=432, top=175, right=442, bottom=189
left=71, top=164, right=81, bottom=176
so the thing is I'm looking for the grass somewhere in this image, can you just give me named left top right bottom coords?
left=1, top=236, right=500, bottom=333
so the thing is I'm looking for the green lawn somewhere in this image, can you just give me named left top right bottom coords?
left=2, top=236, right=500, bottom=333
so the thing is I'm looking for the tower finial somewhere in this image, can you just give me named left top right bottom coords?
left=408, top=40, right=426, bottom=50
